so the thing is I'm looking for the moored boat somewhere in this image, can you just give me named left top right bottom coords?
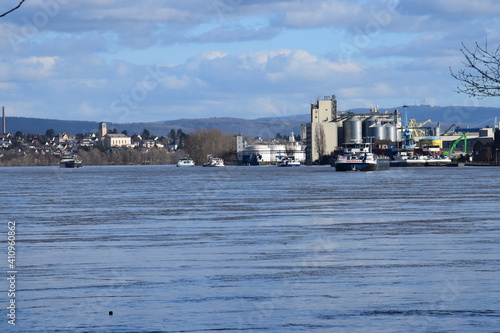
left=276, top=155, right=300, bottom=167
left=202, top=157, right=225, bottom=167
left=59, top=155, right=82, bottom=168
left=176, top=158, right=195, bottom=167
left=390, top=152, right=426, bottom=167
left=390, top=152, right=452, bottom=167
left=424, top=155, right=452, bottom=166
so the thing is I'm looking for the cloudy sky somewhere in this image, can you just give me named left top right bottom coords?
left=1, top=0, right=499, bottom=123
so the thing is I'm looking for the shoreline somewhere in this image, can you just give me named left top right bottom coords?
left=2, top=162, right=499, bottom=168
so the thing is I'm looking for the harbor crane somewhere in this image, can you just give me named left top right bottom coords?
left=443, top=123, right=461, bottom=135
left=401, top=106, right=414, bottom=149
left=408, top=119, right=431, bottom=137
left=443, top=133, right=467, bottom=156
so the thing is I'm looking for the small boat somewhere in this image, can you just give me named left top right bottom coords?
left=276, top=155, right=300, bottom=167
left=202, top=157, right=225, bottom=167
left=59, top=155, right=82, bottom=168
left=176, top=158, right=195, bottom=167
left=333, top=143, right=389, bottom=172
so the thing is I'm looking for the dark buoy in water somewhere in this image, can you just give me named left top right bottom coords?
left=109, top=311, right=113, bottom=316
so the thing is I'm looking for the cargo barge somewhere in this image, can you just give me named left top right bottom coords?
left=333, top=143, right=390, bottom=171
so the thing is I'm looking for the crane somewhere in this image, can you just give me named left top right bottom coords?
left=443, top=123, right=461, bottom=135
left=408, top=118, right=431, bottom=137
left=443, top=133, right=467, bottom=156
left=401, top=106, right=414, bottom=149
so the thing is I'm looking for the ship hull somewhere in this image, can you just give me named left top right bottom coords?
left=59, top=160, right=82, bottom=168
left=335, top=159, right=389, bottom=172
left=390, top=160, right=426, bottom=167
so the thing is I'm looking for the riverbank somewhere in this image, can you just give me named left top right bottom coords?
left=0, top=148, right=183, bottom=167
left=2, top=149, right=500, bottom=167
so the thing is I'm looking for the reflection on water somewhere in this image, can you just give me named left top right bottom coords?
left=1, top=165, right=499, bottom=332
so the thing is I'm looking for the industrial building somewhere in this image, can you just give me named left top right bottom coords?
left=304, top=95, right=403, bottom=164
left=236, top=133, right=306, bottom=165
left=303, top=95, right=500, bottom=164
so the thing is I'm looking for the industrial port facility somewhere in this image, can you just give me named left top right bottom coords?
left=302, top=95, right=498, bottom=165
left=235, top=95, right=499, bottom=166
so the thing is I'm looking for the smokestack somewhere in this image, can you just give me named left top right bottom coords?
left=2, top=106, right=5, bottom=134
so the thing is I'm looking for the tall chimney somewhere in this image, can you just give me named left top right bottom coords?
left=2, top=106, right=5, bottom=134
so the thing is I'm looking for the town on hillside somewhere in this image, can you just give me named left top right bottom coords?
left=0, top=119, right=192, bottom=166
left=0, top=117, right=300, bottom=167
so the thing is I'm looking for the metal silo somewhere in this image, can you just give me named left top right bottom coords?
left=343, top=116, right=362, bottom=143
left=369, top=122, right=385, bottom=140
left=362, top=116, right=377, bottom=138
left=434, top=122, right=441, bottom=136
left=385, top=122, right=397, bottom=142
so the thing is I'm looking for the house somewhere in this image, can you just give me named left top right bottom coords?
left=0, top=139, right=11, bottom=148
left=472, top=139, right=494, bottom=163
left=55, top=133, right=74, bottom=144
left=78, top=133, right=98, bottom=147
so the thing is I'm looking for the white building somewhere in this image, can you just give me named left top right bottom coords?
left=238, top=139, right=306, bottom=165
left=104, top=134, right=131, bottom=148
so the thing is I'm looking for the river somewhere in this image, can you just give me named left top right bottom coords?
left=1, top=165, right=499, bottom=332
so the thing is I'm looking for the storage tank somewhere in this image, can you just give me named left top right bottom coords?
left=385, top=122, right=397, bottom=142
left=362, top=116, right=377, bottom=138
left=418, top=137, right=443, bottom=149
left=368, top=122, right=385, bottom=140
left=343, top=116, right=362, bottom=143
left=434, top=122, right=441, bottom=136
left=396, top=125, right=403, bottom=141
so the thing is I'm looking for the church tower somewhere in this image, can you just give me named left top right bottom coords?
left=99, top=122, right=107, bottom=138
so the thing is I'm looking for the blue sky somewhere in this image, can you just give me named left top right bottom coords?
left=1, top=0, right=500, bottom=122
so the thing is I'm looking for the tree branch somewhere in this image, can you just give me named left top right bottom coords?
left=0, top=0, right=27, bottom=18
left=450, top=40, right=500, bottom=98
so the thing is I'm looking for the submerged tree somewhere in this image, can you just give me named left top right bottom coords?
left=184, top=129, right=234, bottom=165
left=450, top=40, right=500, bottom=98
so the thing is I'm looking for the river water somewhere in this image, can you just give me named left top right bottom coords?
left=1, top=165, right=499, bottom=332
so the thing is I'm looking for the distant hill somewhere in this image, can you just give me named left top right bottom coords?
left=5, top=117, right=100, bottom=136
left=4, top=116, right=306, bottom=138
left=5, top=105, right=499, bottom=138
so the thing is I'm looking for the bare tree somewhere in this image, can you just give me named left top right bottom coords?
left=314, top=124, right=326, bottom=164
left=450, top=40, right=500, bottom=98
left=0, top=0, right=27, bottom=18
left=184, top=129, right=234, bottom=165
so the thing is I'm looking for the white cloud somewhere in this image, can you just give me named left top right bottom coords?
left=199, top=51, right=228, bottom=61
left=263, top=49, right=362, bottom=82
left=1, top=0, right=499, bottom=123
left=0, top=56, right=59, bottom=81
